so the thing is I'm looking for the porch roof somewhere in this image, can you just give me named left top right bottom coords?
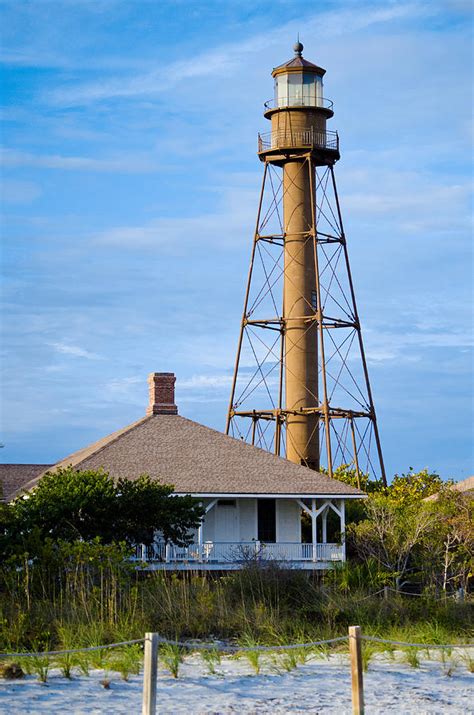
left=18, top=414, right=364, bottom=499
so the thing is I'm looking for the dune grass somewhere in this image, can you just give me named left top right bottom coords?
left=0, top=558, right=471, bottom=663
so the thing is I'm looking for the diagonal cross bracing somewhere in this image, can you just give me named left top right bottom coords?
left=226, top=154, right=386, bottom=485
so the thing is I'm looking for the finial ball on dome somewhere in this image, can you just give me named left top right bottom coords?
left=293, top=40, right=304, bottom=56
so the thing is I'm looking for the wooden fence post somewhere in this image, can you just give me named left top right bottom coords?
left=142, top=633, right=159, bottom=715
left=349, top=626, right=364, bottom=715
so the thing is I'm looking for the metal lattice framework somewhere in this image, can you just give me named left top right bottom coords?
left=225, top=155, right=386, bottom=486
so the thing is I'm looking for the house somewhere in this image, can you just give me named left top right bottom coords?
left=9, top=372, right=366, bottom=570
left=423, top=476, right=474, bottom=501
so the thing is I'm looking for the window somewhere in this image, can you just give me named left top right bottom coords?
left=274, top=72, right=323, bottom=108
left=276, top=74, right=288, bottom=107
left=288, top=73, right=303, bottom=105
left=311, top=290, right=318, bottom=311
left=303, top=73, right=316, bottom=106
left=258, top=499, right=276, bottom=542
left=315, top=76, right=323, bottom=106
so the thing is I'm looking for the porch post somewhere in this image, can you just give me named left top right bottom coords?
left=311, top=498, right=317, bottom=562
left=197, top=525, right=203, bottom=562
left=322, top=508, right=328, bottom=544
left=199, top=498, right=218, bottom=562
left=340, top=499, right=346, bottom=562
left=197, top=502, right=203, bottom=562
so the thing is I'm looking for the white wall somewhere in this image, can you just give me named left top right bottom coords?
left=200, top=497, right=302, bottom=543
left=276, top=499, right=301, bottom=542
left=239, top=499, right=257, bottom=541
left=214, top=502, right=239, bottom=542
left=201, top=498, right=216, bottom=542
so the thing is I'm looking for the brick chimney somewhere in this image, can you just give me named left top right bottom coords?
left=146, top=372, right=178, bottom=415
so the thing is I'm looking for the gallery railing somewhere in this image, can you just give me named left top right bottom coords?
left=263, top=97, right=334, bottom=111
left=258, top=127, right=339, bottom=153
left=133, top=541, right=343, bottom=564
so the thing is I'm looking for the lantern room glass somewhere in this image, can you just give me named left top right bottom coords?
left=275, top=72, right=323, bottom=108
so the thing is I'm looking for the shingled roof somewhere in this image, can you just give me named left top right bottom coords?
left=19, top=414, right=363, bottom=499
left=424, top=475, right=474, bottom=502
left=0, top=464, right=52, bottom=502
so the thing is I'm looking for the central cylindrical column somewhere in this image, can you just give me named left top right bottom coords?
left=283, top=159, right=319, bottom=469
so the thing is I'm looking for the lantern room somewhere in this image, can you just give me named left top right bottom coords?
left=266, top=41, right=332, bottom=114
left=274, top=70, right=323, bottom=108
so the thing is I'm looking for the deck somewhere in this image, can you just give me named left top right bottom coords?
left=132, top=541, right=344, bottom=570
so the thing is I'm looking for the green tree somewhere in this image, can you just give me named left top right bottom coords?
left=421, top=489, right=474, bottom=591
left=7, top=467, right=203, bottom=554
left=0, top=482, right=17, bottom=558
left=115, top=474, right=204, bottom=546
left=387, top=469, right=448, bottom=504
left=328, top=464, right=381, bottom=494
left=325, top=464, right=383, bottom=528
left=348, top=493, right=437, bottom=589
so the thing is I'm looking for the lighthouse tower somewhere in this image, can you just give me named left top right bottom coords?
left=226, top=43, right=386, bottom=486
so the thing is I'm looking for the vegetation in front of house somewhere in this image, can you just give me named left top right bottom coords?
left=346, top=468, right=473, bottom=593
left=0, top=467, right=472, bottom=663
left=1, top=467, right=204, bottom=556
left=0, top=564, right=472, bottom=684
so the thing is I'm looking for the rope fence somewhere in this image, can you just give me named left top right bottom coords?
left=155, top=634, right=348, bottom=653
left=336, top=586, right=465, bottom=603
left=0, top=632, right=472, bottom=660
left=360, top=635, right=473, bottom=650
left=349, top=588, right=386, bottom=602
left=0, top=638, right=145, bottom=660
left=0, top=630, right=472, bottom=715
left=144, top=631, right=473, bottom=715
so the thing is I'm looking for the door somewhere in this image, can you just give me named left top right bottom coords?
left=214, top=499, right=239, bottom=543
left=257, top=499, right=276, bottom=543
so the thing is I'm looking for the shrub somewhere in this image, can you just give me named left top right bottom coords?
left=0, top=662, right=24, bottom=679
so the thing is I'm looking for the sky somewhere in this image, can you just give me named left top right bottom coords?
left=0, top=0, right=472, bottom=481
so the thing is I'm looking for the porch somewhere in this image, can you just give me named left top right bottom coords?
left=133, top=495, right=348, bottom=571
left=133, top=540, right=343, bottom=570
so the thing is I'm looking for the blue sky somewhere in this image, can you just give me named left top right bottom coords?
left=1, top=0, right=472, bottom=480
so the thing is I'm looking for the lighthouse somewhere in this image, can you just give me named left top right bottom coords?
left=226, top=43, right=386, bottom=486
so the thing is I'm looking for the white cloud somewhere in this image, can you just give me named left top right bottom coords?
left=47, top=3, right=423, bottom=106
left=344, top=183, right=469, bottom=216
left=340, top=167, right=472, bottom=234
left=363, top=326, right=474, bottom=366
left=95, top=180, right=257, bottom=251
left=104, top=376, right=143, bottom=401
left=1, top=149, right=158, bottom=173
left=179, top=374, right=233, bottom=390
left=51, top=342, right=104, bottom=360
left=0, top=0, right=146, bottom=71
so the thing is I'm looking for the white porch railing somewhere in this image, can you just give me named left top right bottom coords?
left=133, top=542, right=343, bottom=564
